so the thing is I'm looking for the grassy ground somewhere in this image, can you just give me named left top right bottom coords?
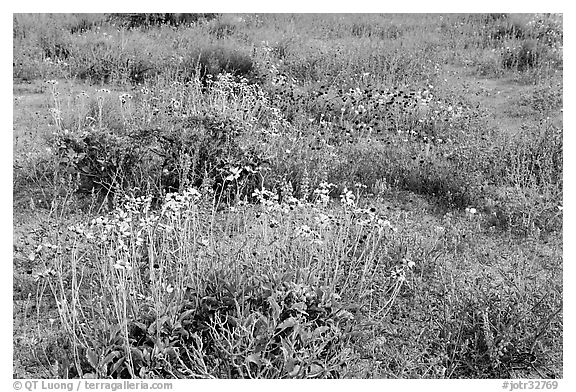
left=13, top=13, right=562, bottom=379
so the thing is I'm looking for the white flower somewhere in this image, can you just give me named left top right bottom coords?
left=114, top=259, right=132, bottom=271
left=314, top=213, right=331, bottom=229
left=434, top=226, right=445, bottom=234
left=340, top=188, right=356, bottom=207
left=225, top=166, right=242, bottom=181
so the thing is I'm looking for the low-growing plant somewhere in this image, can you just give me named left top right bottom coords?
left=36, top=182, right=408, bottom=378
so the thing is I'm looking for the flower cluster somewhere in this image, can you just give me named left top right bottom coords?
left=313, top=182, right=336, bottom=206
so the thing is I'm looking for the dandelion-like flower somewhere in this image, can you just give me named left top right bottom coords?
left=113, top=259, right=132, bottom=271
left=225, top=166, right=242, bottom=181
left=405, top=258, right=416, bottom=269
left=465, top=207, right=477, bottom=215
left=340, top=188, right=356, bottom=207
left=295, top=225, right=315, bottom=238
left=314, top=213, right=331, bottom=229
left=119, top=93, right=133, bottom=105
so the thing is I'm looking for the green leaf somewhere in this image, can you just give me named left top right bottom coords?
left=110, top=356, right=125, bottom=375
left=268, top=296, right=281, bottom=321
left=290, top=302, right=307, bottom=313
left=130, top=347, right=144, bottom=365
left=246, top=353, right=262, bottom=366
left=287, top=362, right=301, bottom=377
left=313, top=326, right=330, bottom=337
left=86, top=349, right=99, bottom=370
left=276, top=317, right=297, bottom=332
left=178, top=309, right=196, bottom=321
left=308, top=362, right=324, bottom=377
left=101, top=351, right=121, bottom=367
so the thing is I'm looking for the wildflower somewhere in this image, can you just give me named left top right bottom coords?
left=225, top=166, right=242, bottom=181
left=113, top=259, right=132, bottom=271
left=340, top=188, right=356, bottom=207
left=135, top=234, right=144, bottom=247
left=49, top=108, right=62, bottom=118
left=314, top=213, right=331, bottom=229
left=377, top=218, right=397, bottom=234
left=465, top=207, right=477, bottom=215
left=295, top=225, right=315, bottom=238
left=171, top=99, right=182, bottom=110
left=34, top=268, right=57, bottom=281
left=313, top=182, right=335, bottom=205
left=68, top=223, right=86, bottom=235
left=119, top=93, right=133, bottom=104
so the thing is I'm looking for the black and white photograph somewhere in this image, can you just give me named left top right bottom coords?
left=11, top=7, right=565, bottom=386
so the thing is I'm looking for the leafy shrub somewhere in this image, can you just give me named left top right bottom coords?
left=501, top=40, right=541, bottom=71
left=107, top=13, right=217, bottom=29
left=490, top=18, right=526, bottom=41
left=52, top=271, right=353, bottom=378
left=130, top=278, right=350, bottom=378
left=186, top=45, right=255, bottom=84
left=52, top=112, right=266, bottom=205
left=208, top=15, right=242, bottom=39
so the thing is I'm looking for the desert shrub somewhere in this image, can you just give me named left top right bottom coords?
left=51, top=113, right=266, bottom=205
left=51, top=271, right=353, bottom=378
left=107, top=13, right=218, bottom=29
left=490, top=18, right=526, bottom=41
left=501, top=40, right=541, bottom=71
left=65, top=14, right=105, bottom=34
left=481, top=123, right=562, bottom=233
left=436, top=258, right=561, bottom=378
left=208, top=15, right=242, bottom=39
left=528, top=14, right=563, bottom=48
left=52, top=128, right=150, bottom=197
left=152, top=114, right=266, bottom=199
left=329, top=140, right=482, bottom=209
left=520, top=83, right=563, bottom=114
left=182, top=44, right=255, bottom=84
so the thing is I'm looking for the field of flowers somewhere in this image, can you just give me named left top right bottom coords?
left=13, top=13, right=562, bottom=379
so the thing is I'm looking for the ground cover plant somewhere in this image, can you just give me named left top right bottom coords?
left=13, top=13, right=562, bottom=379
